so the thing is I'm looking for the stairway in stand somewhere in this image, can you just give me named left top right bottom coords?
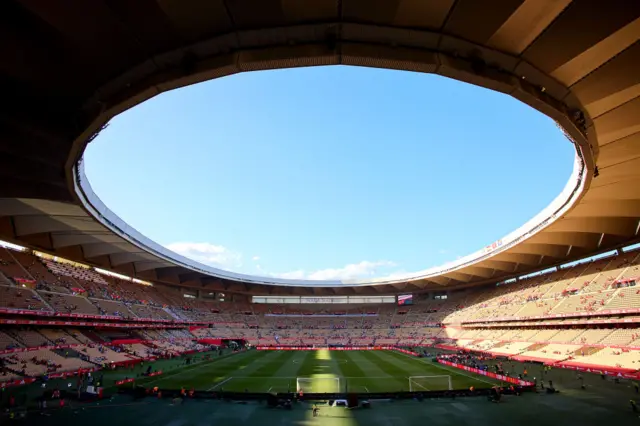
left=80, top=329, right=106, bottom=343
left=0, top=271, right=14, bottom=286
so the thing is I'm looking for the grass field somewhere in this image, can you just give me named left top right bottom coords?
left=137, top=349, right=502, bottom=393
left=6, top=349, right=640, bottom=426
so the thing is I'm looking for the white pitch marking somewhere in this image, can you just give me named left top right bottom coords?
left=207, top=377, right=232, bottom=391
left=410, top=380, right=430, bottom=391
left=393, top=350, right=496, bottom=386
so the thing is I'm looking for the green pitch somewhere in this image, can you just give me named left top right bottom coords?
left=136, top=349, right=501, bottom=393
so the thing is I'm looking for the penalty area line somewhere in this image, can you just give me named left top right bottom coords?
left=393, top=351, right=496, bottom=386
left=408, top=377, right=430, bottom=391
left=207, top=377, right=233, bottom=391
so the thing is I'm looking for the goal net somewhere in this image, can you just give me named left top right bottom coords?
left=408, top=375, right=452, bottom=392
left=296, top=377, right=341, bottom=393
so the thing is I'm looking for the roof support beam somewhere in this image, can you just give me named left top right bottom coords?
left=83, top=242, right=130, bottom=258
left=3, top=3, right=639, bottom=297
left=134, top=261, right=171, bottom=272
left=52, top=234, right=122, bottom=249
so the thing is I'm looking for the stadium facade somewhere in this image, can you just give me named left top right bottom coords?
left=1, top=0, right=640, bottom=398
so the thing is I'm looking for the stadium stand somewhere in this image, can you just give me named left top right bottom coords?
left=37, top=291, right=102, bottom=315
left=0, top=285, right=51, bottom=311
left=0, top=331, right=22, bottom=350
left=1, top=244, right=640, bottom=383
left=89, top=298, right=134, bottom=318
left=0, top=248, right=31, bottom=280
left=127, top=304, right=175, bottom=321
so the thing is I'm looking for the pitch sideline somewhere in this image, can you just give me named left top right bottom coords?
left=140, top=350, right=254, bottom=387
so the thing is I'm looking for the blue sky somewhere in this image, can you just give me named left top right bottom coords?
left=84, top=66, right=575, bottom=281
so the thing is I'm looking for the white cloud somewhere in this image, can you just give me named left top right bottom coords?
left=165, top=242, right=242, bottom=269
left=368, top=270, right=414, bottom=282
left=273, top=260, right=396, bottom=281
left=438, top=249, right=449, bottom=254
left=161, top=242, right=413, bottom=282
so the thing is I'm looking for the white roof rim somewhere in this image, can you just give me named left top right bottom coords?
left=74, top=126, right=587, bottom=288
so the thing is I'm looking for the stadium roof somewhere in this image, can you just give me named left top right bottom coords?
left=0, top=0, right=639, bottom=296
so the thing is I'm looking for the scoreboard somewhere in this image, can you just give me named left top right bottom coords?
left=397, top=294, right=413, bottom=306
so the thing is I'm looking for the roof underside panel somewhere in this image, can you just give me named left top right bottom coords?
left=0, top=1, right=638, bottom=295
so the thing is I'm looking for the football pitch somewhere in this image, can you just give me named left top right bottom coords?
left=137, top=349, right=502, bottom=393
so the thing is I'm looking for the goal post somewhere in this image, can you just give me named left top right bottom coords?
left=296, top=377, right=341, bottom=393
left=408, top=375, right=452, bottom=392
